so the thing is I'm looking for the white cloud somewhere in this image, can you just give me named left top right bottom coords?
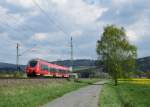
left=0, top=32, right=8, bottom=38
left=32, top=33, right=48, bottom=41
left=6, top=0, right=48, bottom=12
left=6, top=0, right=35, bottom=8
left=51, top=0, right=68, bottom=6
left=6, top=0, right=108, bottom=26
left=51, top=0, right=108, bottom=25
left=0, top=6, right=25, bottom=27
left=0, top=32, right=19, bottom=45
left=70, top=30, right=82, bottom=37
left=126, top=30, right=138, bottom=42
left=6, top=0, right=40, bottom=16
left=30, top=31, right=68, bottom=43
left=112, top=0, right=134, bottom=6
left=1, top=0, right=150, bottom=64
left=126, top=14, right=150, bottom=42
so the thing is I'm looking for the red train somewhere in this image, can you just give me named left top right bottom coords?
left=25, top=59, right=70, bottom=78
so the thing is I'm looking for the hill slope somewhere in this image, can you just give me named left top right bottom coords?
left=137, top=57, right=150, bottom=72
left=0, top=62, right=25, bottom=72
left=0, top=59, right=96, bottom=72
left=0, top=57, right=150, bottom=72
left=51, top=59, right=96, bottom=67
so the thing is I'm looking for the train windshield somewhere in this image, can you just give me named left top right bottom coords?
left=29, top=61, right=37, bottom=67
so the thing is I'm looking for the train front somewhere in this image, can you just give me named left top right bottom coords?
left=25, top=59, right=40, bottom=77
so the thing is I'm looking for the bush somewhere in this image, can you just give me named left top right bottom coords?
left=13, top=72, right=24, bottom=78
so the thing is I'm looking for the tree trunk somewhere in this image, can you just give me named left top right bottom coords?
left=114, top=78, right=118, bottom=86
left=113, top=71, right=118, bottom=86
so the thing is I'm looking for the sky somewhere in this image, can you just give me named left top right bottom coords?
left=0, top=0, right=150, bottom=64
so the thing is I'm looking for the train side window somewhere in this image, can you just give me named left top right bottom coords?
left=49, top=68, right=55, bottom=72
left=62, top=70, right=65, bottom=73
left=48, top=67, right=50, bottom=72
left=41, top=64, right=48, bottom=71
left=53, top=68, right=56, bottom=72
left=51, top=68, right=53, bottom=72
left=48, top=67, right=52, bottom=72
left=45, top=65, right=48, bottom=70
left=56, top=69, right=59, bottom=72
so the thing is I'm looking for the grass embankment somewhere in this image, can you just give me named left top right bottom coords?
left=100, top=79, right=150, bottom=107
left=0, top=72, right=25, bottom=78
left=0, top=78, right=99, bottom=107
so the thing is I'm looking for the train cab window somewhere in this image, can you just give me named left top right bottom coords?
left=29, top=61, right=37, bottom=67
left=41, top=65, right=48, bottom=71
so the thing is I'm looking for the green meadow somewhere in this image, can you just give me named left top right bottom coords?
left=99, top=79, right=150, bottom=107
left=0, top=78, right=99, bottom=107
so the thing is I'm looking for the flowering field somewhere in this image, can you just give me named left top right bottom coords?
left=118, top=78, right=150, bottom=85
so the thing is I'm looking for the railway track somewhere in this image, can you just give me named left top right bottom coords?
left=0, top=77, right=68, bottom=80
left=0, top=77, right=69, bottom=87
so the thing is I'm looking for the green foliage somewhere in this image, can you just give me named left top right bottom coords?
left=96, top=25, right=137, bottom=85
left=100, top=80, right=150, bottom=107
left=13, top=71, right=25, bottom=78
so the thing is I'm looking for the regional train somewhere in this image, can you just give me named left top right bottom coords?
left=25, top=59, right=70, bottom=78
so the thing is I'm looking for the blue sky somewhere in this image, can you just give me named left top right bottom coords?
left=0, top=0, right=150, bottom=64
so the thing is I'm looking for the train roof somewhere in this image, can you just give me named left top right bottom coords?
left=29, top=58, right=69, bottom=70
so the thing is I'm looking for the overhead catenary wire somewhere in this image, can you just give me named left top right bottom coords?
left=1, top=0, right=70, bottom=47
left=45, top=0, right=71, bottom=47
left=0, top=9, right=40, bottom=47
left=0, top=16, right=34, bottom=34
left=44, top=0, right=78, bottom=56
left=32, top=0, right=70, bottom=37
left=0, top=0, right=73, bottom=63
left=32, top=0, right=72, bottom=60
left=45, top=0, right=69, bottom=33
left=0, top=17, right=32, bottom=45
left=0, top=8, right=37, bottom=33
left=19, top=44, right=38, bottom=56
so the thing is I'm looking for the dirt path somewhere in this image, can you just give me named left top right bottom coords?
left=42, top=81, right=106, bottom=107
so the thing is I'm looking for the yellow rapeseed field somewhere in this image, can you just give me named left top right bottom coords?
left=118, top=78, right=150, bottom=85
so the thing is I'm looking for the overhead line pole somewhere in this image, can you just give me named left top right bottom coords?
left=16, top=44, right=38, bottom=72
left=70, top=36, right=73, bottom=72
left=16, top=43, right=19, bottom=72
left=33, top=0, right=74, bottom=72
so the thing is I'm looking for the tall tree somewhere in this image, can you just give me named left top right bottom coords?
left=96, top=25, right=137, bottom=85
